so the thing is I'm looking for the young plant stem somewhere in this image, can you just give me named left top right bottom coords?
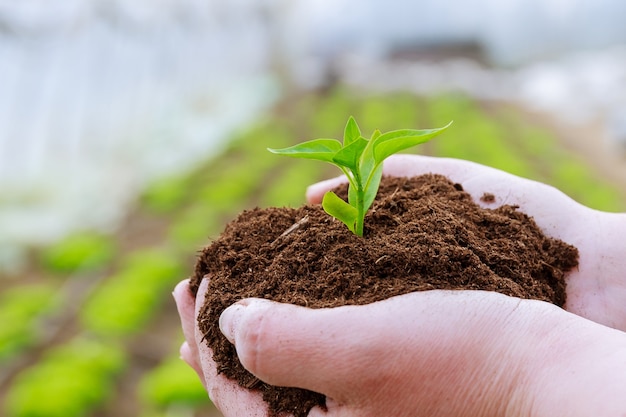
left=355, top=187, right=365, bottom=237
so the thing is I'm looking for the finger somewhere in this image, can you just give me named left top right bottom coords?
left=306, top=176, right=348, bottom=204
left=218, top=295, right=414, bottom=398
left=174, top=280, right=207, bottom=388
left=226, top=293, right=508, bottom=401
left=173, top=279, right=197, bottom=346
left=194, top=278, right=271, bottom=416
left=381, top=154, right=532, bottom=208
left=382, top=154, right=585, bottom=215
left=194, top=277, right=211, bottom=354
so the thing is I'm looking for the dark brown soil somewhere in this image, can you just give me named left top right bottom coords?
left=189, top=174, right=579, bottom=417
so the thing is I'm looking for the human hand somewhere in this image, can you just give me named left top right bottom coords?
left=307, top=154, right=626, bottom=332
left=174, top=278, right=626, bottom=417
left=175, top=155, right=626, bottom=416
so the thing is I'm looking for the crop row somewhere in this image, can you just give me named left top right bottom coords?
left=0, top=284, right=58, bottom=365
left=4, top=337, right=125, bottom=417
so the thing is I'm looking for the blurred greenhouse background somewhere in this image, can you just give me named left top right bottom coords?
left=1, top=1, right=626, bottom=416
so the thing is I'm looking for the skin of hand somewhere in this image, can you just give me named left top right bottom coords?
left=174, top=154, right=626, bottom=416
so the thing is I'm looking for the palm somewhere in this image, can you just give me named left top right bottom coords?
left=522, top=206, right=626, bottom=332
left=478, top=185, right=626, bottom=332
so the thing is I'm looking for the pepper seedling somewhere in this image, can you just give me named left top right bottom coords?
left=268, top=116, right=452, bottom=236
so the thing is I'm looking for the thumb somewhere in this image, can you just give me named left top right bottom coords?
left=305, top=176, right=347, bottom=204
left=218, top=297, right=376, bottom=397
left=217, top=291, right=519, bottom=400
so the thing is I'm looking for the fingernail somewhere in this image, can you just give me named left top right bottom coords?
left=219, top=303, right=246, bottom=344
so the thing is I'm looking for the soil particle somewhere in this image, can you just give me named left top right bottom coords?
left=189, top=174, right=578, bottom=417
left=480, top=192, right=496, bottom=203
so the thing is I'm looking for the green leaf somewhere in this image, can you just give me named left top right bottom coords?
left=332, top=137, right=368, bottom=171
left=40, top=232, right=116, bottom=274
left=348, top=182, right=358, bottom=207
left=359, top=130, right=382, bottom=182
left=373, top=122, right=452, bottom=164
left=359, top=129, right=382, bottom=183
left=322, top=191, right=358, bottom=234
left=268, top=138, right=342, bottom=162
left=343, top=116, right=362, bottom=145
left=363, top=164, right=384, bottom=213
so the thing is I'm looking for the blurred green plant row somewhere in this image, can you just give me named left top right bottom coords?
left=2, top=89, right=625, bottom=417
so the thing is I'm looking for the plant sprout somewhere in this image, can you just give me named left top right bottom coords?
left=268, top=116, right=452, bottom=236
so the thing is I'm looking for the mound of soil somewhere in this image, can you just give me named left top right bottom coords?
left=189, top=174, right=579, bottom=417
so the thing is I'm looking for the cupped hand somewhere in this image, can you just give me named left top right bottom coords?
left=174, top=279, right=626, bottom=417
left=307, top=154, right=626, bottom=332
left=174, top=155, right=626, bottom=416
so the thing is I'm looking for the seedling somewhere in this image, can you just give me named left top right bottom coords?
left=268, top=116, right=452, bottom=236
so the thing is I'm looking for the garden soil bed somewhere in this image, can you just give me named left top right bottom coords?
left=189, top=174, right=579, bottom=417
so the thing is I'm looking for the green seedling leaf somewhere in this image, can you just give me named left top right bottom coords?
left=362, top=164, right=384, bottom=213
left=270, top=116, right=451, bottom=236
left=373, top=122, right=453, bottom=164
left=359, top=129, right=383, bottom=182
left=332, top=136, right=368, bottom=171
left=343, top=116, right=362, bottom=145
left=268, top=138, right=342, bottom=163
left=322, top=191, right=358, bottom=234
